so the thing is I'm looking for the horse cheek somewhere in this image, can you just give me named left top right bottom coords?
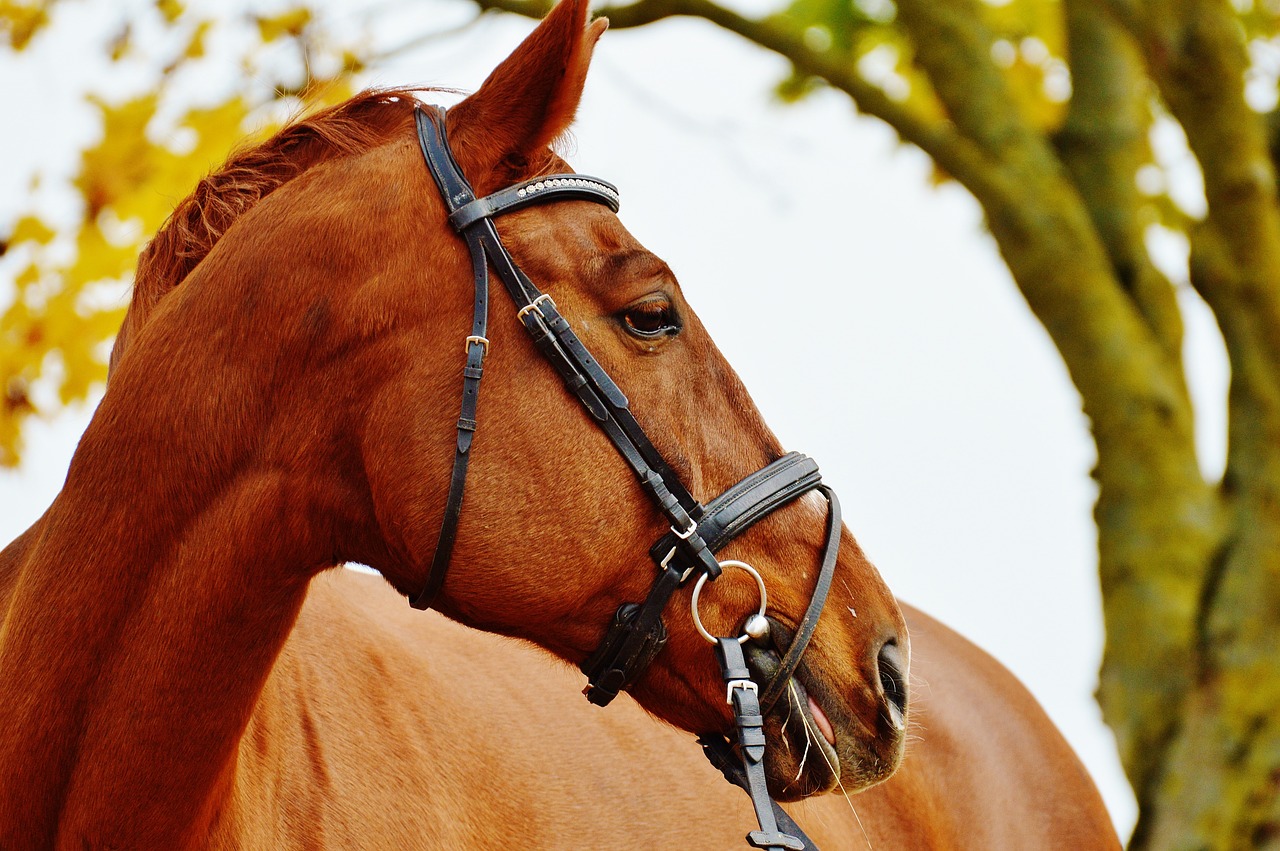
left=356, top=376, right=452, bottom=592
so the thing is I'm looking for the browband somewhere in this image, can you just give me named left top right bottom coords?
left=449, top=174, right=619, bottom=230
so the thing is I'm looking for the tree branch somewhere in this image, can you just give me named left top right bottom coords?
left=468, top=0, right=1006, bottom=201
left=1056, top=0, right=1185, bottom=376
left=1102, top=1, right=1280, bottom=842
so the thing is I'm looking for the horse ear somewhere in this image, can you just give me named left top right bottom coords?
left=448, top=0, right=607, bottom=179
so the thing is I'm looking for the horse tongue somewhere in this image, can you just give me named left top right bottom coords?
left=807, top=695, right=836, bottom=745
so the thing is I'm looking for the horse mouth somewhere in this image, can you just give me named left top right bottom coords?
left=744, top=625, right=906, bottom=801
left=742, top=638, right=838, bottom=799
left=769, top=673, right=842, bottom=799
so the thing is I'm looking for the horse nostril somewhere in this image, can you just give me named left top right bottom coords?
left=877, top=639, right=908, bottom=731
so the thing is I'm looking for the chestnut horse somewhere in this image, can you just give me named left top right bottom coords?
left=0, top=0, right=1117, bottom=847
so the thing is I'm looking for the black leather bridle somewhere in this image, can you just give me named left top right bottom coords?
left=409, top=104, right=840, bottom=850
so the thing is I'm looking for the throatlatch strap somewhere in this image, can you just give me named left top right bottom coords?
left=410, top=107, right=489, bottom=610
left=713, top=638, right=808, bottom=851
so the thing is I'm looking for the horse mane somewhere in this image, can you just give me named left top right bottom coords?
left=108, top=88, right=422, bottom=374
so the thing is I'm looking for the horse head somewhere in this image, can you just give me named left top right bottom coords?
left=104, top=0, right=908, bottom=803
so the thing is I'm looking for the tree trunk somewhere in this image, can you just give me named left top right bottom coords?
left=461, top=0, right=1280, bottom=845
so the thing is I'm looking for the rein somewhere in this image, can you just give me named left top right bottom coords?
left=410, top=104, right=838, bottom=850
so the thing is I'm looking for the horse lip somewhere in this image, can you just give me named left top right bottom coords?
left=741, top=629, right=841, bottom=795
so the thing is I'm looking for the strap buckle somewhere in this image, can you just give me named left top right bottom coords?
left=516, top=293, right=556, bottom=321
left=671, top=516, right=698, bottom=540
left=726, top=678, right=758, bottom=705
left=465, top=335, right=489, bottom=355
left=659, top=517, right=702, bottom=582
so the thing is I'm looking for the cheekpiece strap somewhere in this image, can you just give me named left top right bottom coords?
left=711, top=638, right=809, bottom=851
left=757, top=485, right=841, bottom=714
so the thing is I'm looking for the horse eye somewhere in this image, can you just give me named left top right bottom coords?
left=621, top=300, right=680, bottom=339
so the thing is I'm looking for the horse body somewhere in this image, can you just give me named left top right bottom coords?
left=215, top=568, right=1117, bottom=849
left=0, top=0, right=1116, bottom=846
left=0, top=521, right=1115, bottom=848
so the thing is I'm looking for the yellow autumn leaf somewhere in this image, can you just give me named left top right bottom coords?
left=256, top=7, right=312, bottom=42
left=76, top=95, right=162, bottom=218
left=183, top=18, right=210, bottom=60
left=155, top=0, right=184, bottom=25
left=0, top=0, right=48, bottom=50
left=13, top=263, right=39, bottom=289
left=9, top=215, right=55, bottom=245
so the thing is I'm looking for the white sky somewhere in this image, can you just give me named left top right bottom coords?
left=3, top=0, right=1238, bottom=838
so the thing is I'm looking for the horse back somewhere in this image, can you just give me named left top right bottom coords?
left=859, top=604, right=1121, bottom=849
left=216, top=571, right=1120, bottom=849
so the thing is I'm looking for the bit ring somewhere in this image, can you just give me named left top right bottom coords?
left=690, top=560, right=768, bottom=645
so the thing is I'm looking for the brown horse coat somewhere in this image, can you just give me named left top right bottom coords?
left=218, top=567, right=1120, bottom=848
left=0, top=0, right=1118, bottom=846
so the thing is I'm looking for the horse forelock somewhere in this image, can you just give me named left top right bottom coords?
left=108, top=88, right=425, bottom=376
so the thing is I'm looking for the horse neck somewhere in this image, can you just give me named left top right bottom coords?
left=0, top=419, right=318, bottom=850
left=0, top=519, right=39, bottom=625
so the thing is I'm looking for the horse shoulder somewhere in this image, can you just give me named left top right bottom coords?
left=863, top=603, right=1120, bottom=849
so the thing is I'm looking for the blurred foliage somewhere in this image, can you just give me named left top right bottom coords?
left=0, top=1, right=359, bottom=465
left=5, top=0, right=1277, bottom=468
left=771, top=0, right=1071, bottom=144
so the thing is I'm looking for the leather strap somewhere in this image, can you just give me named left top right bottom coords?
left=758, top=486, right=840, bottom=714
left=650, top=452, right=820, bottom=575
left=411, top=107, right=490, bottom=610
left=699, top=735, right=817, bottom=851
left=449, top=174, right=618, bottom=230
left=713, top=638, right=808, bottom=851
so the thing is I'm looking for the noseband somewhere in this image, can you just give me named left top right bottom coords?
left=411, top=105, right=839, bottom=850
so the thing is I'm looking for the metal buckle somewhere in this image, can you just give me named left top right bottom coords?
left=672, top=517, right=698, bottom=540
left=465, top=335, right=489, bottom=355
left=660, top=517, right=700, bottom=581
left=516, top=293, right=556, bottom=321
left=726, top=678, right=759, bottom=705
